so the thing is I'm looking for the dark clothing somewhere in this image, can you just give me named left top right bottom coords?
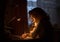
left=29, top=7, right=53, bottom=42
left=31, top=18, right=53, bottom=42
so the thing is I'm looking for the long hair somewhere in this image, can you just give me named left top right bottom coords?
left=29, top=7, right=53, bottom=39
left=29, top=7, right=49, bottom=20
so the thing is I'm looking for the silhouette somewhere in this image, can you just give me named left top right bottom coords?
left=28, top=7, right=53, bottom=41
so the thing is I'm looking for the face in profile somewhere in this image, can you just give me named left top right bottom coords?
left=29, top=14, right=42, bottom=23
left=30, top=15, right=35, bottom=23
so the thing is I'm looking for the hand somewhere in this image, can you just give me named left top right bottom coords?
left=21, top=33, right=29, bottom=39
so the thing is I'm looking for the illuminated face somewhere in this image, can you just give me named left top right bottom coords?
left=30, top=15, right=36, bottom=23
left=28, top=15, right=35, bottom=26
left=20, top=15, right=40, bottom=40
left=29, top=15, right=39, bottom=33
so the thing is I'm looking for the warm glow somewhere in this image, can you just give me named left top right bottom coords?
left=20, top=16, right=40, bottom=40
left=17, top=18, right=21, bottom=21
left=30, top=22, right=38, bottom=34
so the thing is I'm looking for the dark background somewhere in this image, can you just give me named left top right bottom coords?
left=0, top=0, right=60, bottom=41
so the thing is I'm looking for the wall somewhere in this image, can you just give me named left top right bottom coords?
left=4, top=0, right=28, bottom=35
left=37, top=0, right=58, bottom=26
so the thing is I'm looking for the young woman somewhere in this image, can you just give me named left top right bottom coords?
left=21, top=7, right=53, bottom=41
